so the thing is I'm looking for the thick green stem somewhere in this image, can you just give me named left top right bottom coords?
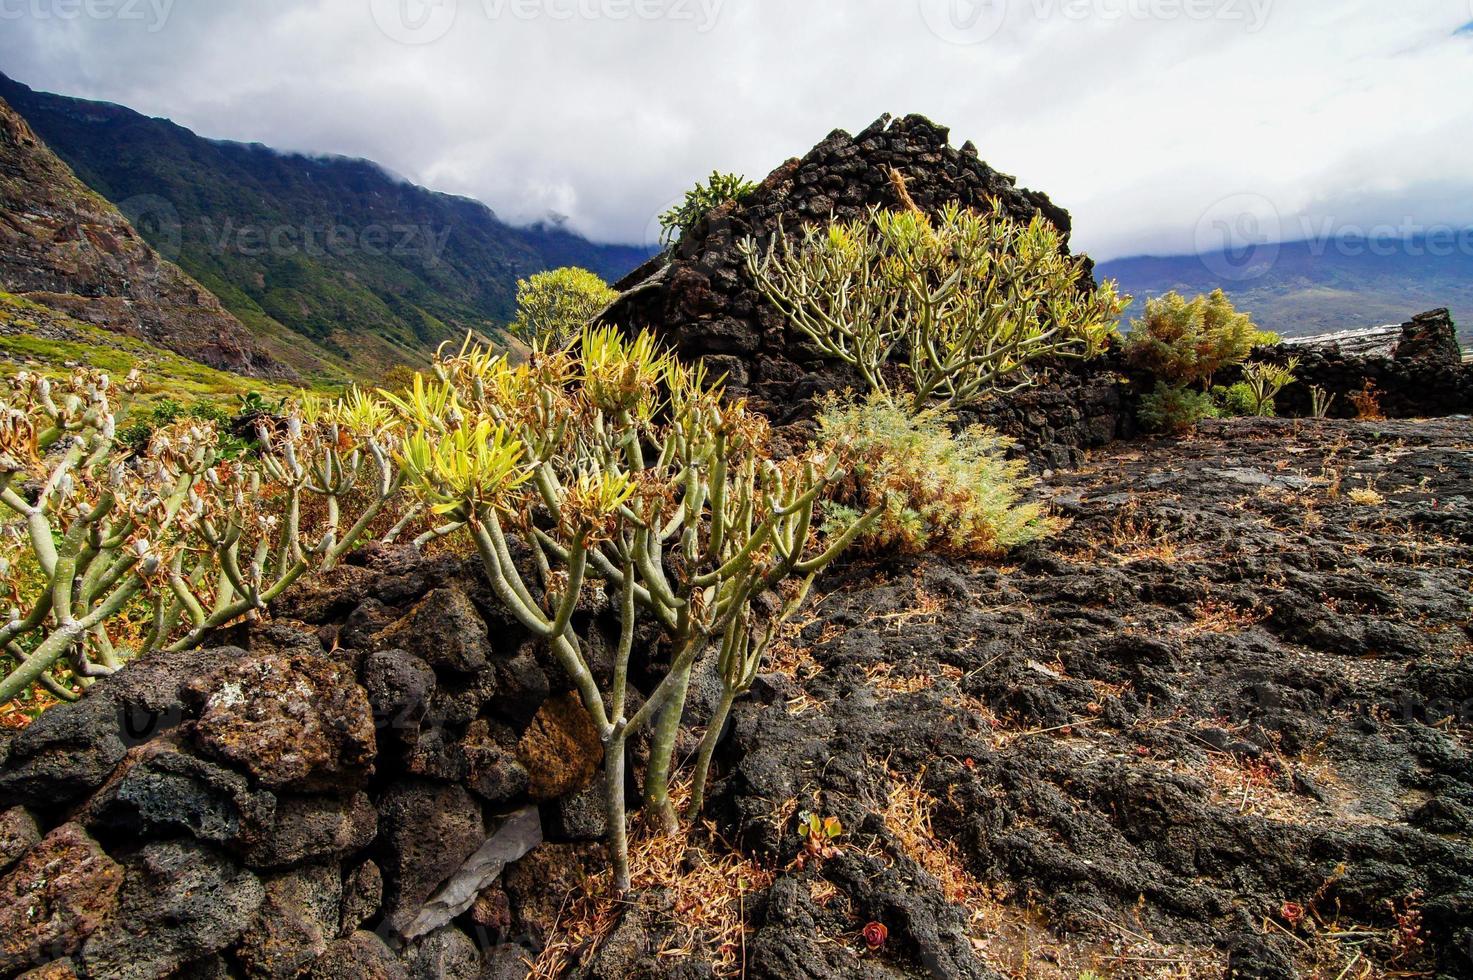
left=643, top=658, right=693, bottom=833
left=605, top=731, right=631, bottom=894
left=688, top=686, right=737, bottom=817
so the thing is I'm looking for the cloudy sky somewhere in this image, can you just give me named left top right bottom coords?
left=1, top=0, right=1470, bottom=259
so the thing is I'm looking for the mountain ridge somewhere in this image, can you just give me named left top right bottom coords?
left=1099, top=236, right=1473, bottom=343
left=0, top=94, right=285, bottom=378
left=0, top=72, right=654, bottom=380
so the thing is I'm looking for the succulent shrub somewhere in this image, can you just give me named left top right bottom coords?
left=385, top=328, right=881, bottom=892
left=659, top=171, right=758, bottom=246
left=508, top=267, right=620, bottom=350
left=1240, top=358, right=1299, bottom=416
left=1124, top=289, right=1271, bottom=389
left=1137, top=381, right=1220, bottom=434
left=1310, top=385, right=1335, bottom=419
left=740, top=201, right=1127, bottom=411
left=0, top=369, right=407, bottom=708
left=814, top=393, right=1060, bottom=557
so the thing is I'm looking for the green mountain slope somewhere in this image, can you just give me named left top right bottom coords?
left=0, top=73, right=652, bottom=381
left=1098, top=239, right=1473, bottom=344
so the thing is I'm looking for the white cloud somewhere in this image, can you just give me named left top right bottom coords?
left=1, top=0, right=1470, bottom=259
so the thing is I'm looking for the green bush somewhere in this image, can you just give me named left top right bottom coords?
left=508, top=267, right=619, bottom=350
left=742, top=200, right=1127, bottom=411
left=659, top=171, right=757, bottom=245
left=815, top=394, right=1060, bottom=557
left=1213, top=381, right=1259, bottom=418
left=1138, top=381, right=1220, bottom=434
left=1124, top=290, right=1270, bottom=388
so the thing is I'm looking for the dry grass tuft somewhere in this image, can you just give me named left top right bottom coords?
left=1185, top=598, right=1270, bottom=636
left=526, top=783, right=775, bottom=979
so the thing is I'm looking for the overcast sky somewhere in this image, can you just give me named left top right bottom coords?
left=1, top=0, right=1470, bottom=260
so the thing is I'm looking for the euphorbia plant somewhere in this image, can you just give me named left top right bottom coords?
left=386, top=328, right=881, bottom=892
left=0, top=370, right=407, bottom=708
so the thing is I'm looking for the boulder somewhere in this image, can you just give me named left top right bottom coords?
left=236, top=862, right=343, bottom=979
left=515, top=693, right=603, bottom=801
left=188, top=652, right=377, bottom=792
left=360, top=649, right=435, bottom=752
left=372, top=587, right=493, bottom=674
left=461, top=720, right=530, bottom=804
left=375, top=780, right=486, bottom=934
left=0, top=824, right=122, bottom=974
left=238, top=792, right=377, bottom=870
left=81, top=840, right=264, bottom=979
left=400, top=927, right=482, bottom=980
left=79, top=738, right=277, bottom=848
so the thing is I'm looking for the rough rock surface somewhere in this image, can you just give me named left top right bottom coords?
left=0, top=96, right=284, bottom=377
left=188, top=652, right=377, bottom=792
left=702, top=418, right=1473, bottom=978
left=0, top=825, right=122, bottom=974
left=1, top=406, right=1468, bottom=978
left=1270, top=308, right=1473, bottom=418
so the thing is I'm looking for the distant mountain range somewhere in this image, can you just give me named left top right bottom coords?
left=0, top=73, right=653, bottom=380
left=1098, top=238, right=1473, bottom=345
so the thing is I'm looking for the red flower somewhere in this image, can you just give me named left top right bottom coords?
left=863, top=922, right=889, bottom=950
left=1280, top=901, right=1305, bottom=927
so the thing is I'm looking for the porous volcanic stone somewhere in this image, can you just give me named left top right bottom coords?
left=373, top=587, right=493, bottom=674
left=376, top=780, right=485, bottom=934
left=306, top=931, right=408, bottom=980
left=81, top=839, right=264, bottom=979
left=238, top=792, right=377, bottom=870
left=0, top=806, right=41, bottom=875
left=79, top=738, right=277, bottom=847
left=0, top=824, right=122, bottom=974
left=188, top=652, right=377, bottom=792
left=236, top=862, right=343, bottom=979
left=515, top=693, right=603, bottom=801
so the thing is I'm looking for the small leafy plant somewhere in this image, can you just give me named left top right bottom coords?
left=815, top=394, right=1060, bottom=557
left=1124, top=290, right=1269, bottom=389
left=660, top=171, right=757, bottom=245
left=794, top=811, right=844, bottom=869
left=1240, top=358, right=1299, bottom=416
left=1138, top=381, right=1219, bottom=434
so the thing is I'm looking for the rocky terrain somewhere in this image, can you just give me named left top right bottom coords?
left=606, top=113, right=1088, bottom=423
left=0, top=415, right=1468, bottom=979
left=2, top=112, right=1470, bottom=980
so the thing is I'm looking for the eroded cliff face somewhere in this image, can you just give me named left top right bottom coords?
left=0, top=97, right=286, bottom=379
